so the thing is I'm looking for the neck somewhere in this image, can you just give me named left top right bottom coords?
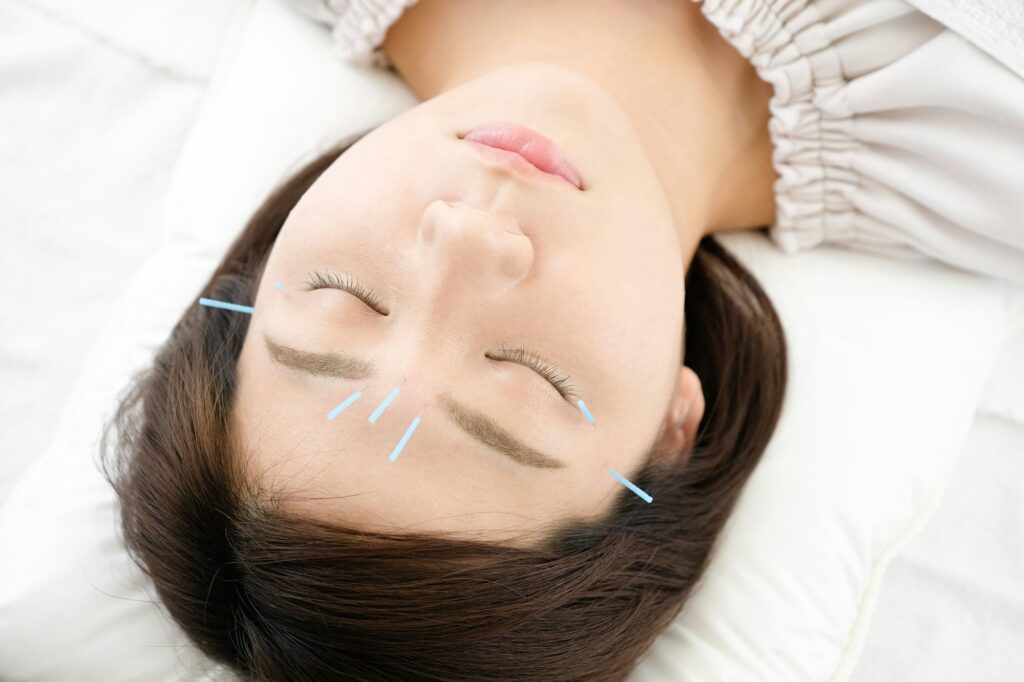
left=383, top=0, right=778, bottom=266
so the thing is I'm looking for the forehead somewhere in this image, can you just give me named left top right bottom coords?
left=232, top=327, right=634, bottom=537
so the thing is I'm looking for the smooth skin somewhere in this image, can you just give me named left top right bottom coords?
left=233, top=0, right=778, bottom=546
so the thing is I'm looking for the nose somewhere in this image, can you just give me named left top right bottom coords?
left=385, top=200, right=534, bottom=395
left=379, top=200, right=535, bottom=405
left=417, top=199, right=535, bottom=290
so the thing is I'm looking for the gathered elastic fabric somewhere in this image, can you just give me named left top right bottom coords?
left=696, top=0, right=1024, bottom=283
left=698, top=0, right=895, bottom=254
left=308, top=0, right=419, bottom=68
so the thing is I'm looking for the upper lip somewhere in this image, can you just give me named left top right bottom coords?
left=458, top=122, right=584, bottom=190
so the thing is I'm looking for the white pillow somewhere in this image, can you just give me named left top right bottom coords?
left=0, top=0, right=1013, bottom=679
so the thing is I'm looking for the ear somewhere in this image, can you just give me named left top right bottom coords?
left=655, top=365, right=705, bottom=465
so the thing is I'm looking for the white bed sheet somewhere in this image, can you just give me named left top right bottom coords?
left=1, top=1, right=1021, bottom=678
left=850, top=414, right=1024, bottom=680
left=0, top=0, right=244, bottom=503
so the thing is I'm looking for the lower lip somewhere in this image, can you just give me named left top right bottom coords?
left=461, top=122, right=584, bottom=190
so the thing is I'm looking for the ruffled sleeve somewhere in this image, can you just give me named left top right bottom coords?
left=694, top=0, right=865, bottom=255
left=283, top=0, right=421, bottom=69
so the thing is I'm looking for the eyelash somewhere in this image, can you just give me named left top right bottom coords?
left=303, top=270, right=575, bottom=400
left=304, top=269, right=389, bottom=315
left=488, top=344, right=577, bottom=400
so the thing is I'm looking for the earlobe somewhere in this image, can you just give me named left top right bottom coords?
left=678, top=366, right=705, bottom=453
left=656, top=366, right=706, bottom=464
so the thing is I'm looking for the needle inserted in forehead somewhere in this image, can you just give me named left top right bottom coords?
left=388, top=416, right=421, bottom=462
left=327, top=389, right=362, bottom=420
left=198, top=297, right=255, bottom=314
left=368, top=387, right=401, bottom=424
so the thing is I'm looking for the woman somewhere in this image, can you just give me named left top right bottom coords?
left=100, top=1, right=1022, bottom=680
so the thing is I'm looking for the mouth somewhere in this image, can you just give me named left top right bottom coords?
left=459, top=122, right=584, bottom=190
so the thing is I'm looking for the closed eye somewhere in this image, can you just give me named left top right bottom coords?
left=304, top=269, right=389, bottom=315
left=486, top=344, right=578, bottom=401
left=301, top=271, right=573, bottom=399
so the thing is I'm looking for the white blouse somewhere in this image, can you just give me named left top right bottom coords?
left=285, top=0, right=1024, bottom=286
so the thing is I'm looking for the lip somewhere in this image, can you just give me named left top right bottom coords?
left=460, top=122, right=584, bottom=190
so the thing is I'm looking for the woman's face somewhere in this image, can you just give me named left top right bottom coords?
left=235, top=63, right=691, bottom=544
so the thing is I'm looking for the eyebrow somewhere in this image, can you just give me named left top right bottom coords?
left=264, top=334, right=566, bottom=469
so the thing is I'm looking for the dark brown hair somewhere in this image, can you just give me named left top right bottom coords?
left=101, top=128, right=787, bottom=681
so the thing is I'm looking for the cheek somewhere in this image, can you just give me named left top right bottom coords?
left=588, top=259, right=683, bottom=395
left=588, top=239, right=684, bottom=330
left=548, top=190, right=679, bottom=281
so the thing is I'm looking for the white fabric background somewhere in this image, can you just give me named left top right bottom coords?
left=0, top=0, right=1021, bottom=678
left=0, top=0, right=241, bottom=500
